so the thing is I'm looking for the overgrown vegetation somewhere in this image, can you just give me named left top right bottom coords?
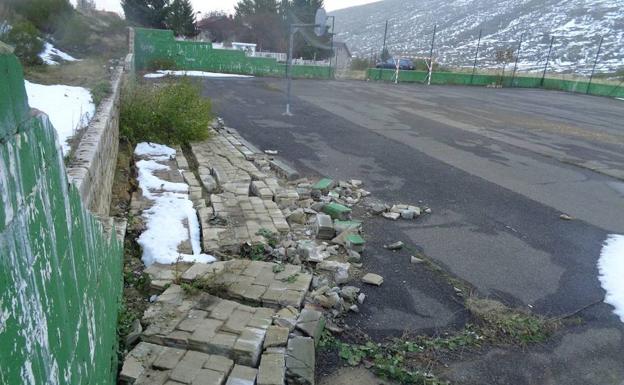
left=321, top=298, right=560, bottom=384
left=120, top=79, right=213, bottom=144
left=91, top=80, right=112, bottom=106
left=3, top=20, right=43, bottom=65
left=147, top=57, right=177, bottom=71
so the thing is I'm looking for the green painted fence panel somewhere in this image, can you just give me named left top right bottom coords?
left=134, top=28, right=333, bottom=79
left=0, top=53, right=123, bottom=385
left=367, top=68, right=624, bottom=98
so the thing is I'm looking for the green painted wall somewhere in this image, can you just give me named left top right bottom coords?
left=367, top=68, right=624, bottom=98
left=134, top=28, right=334, bottom=79
left=0, top=53, right=123, bottom=385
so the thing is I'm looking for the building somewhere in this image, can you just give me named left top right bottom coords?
left=333, top=41, right=352, bottom=75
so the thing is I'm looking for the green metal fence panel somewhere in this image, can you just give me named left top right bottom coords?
left=134, top=28, right=333, bottom=79
left=367, top=68, right=624, bottom=98
left=0, top=53, right=123, bottom=385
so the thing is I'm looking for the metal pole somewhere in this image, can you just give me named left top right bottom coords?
left=382, top=20, right=388, bottom=59
left=329, top=16, right=335, bottom=79
left=470, top=29, right=482, bottom=85
left=541, top=35, right=554, bottom=87
left=427, top=24, right=436, bottom=85
left=285, top=24, right=294, bottom=116
left=511, top=33, right=523, bottom=87
left=587, top=35, right=603, bottom=94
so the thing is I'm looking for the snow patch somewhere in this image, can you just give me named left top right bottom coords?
left=597, top=234, right=624, bottom=323
left=39, top=42, right=79, bottom=65
left=24, top=80, right=95, bottom=154
left=144, top=70, right=254, bottom=79
left=134, top=143, right=216, bottom=266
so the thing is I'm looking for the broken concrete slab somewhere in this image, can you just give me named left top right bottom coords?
left=286, top=337, right=315, bottom=385
left=362, top=273, right=384, bottom=286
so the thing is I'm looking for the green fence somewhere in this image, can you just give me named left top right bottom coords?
left=134, top=28, right=333, bottom=79
left=0, top=53, right=123, bottom=385
left=367, top=68, right=624, bottom=98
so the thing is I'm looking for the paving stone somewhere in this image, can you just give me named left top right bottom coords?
left=153, top=346, right=186, bottom=370
left=273, top=307, right=299, bottom=331
left=295, top=308, right=325, bottom=346
left=204, top=355, right=234, bottom=375
left=189, top=319, right=225, bottom=352
left=222, top=309, right=254, bottom=334
left=170, top=350, right=211, bottom=384
left=322, top=203, right=352, bottom=221
left=182, top=263, right=217, bottom=282
left=164, top=330, right=192, bottom=349
left=135, top=370, right=169, bottom=385
left=257, top=352, right=286, bottom=385
left=233, top=327, right=266, bottom=366
left=263, top=326, right=289, bottom=349
left=314, top=214, right=335, bottom=240
left=207, top=332, right=238, bottom=356
left=285, top=337, right=315, bottom=385
left=190, top=369, right=225, bottom=385
left=362, top=273, right=384, bottom=286
left=120, top=342, right=165, bottom=383
left=177, top=310, right=209, bottom=332
left=225, top=365, right=258, bottom=385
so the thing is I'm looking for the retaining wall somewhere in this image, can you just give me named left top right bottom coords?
left=133, top=28, right=334, bottom=79
left=366, top=68, right=624, bottom=98
left=66, top=65, right=124, bottom=216
left=0, top=53, right=124, bottom=385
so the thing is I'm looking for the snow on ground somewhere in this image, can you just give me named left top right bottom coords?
left=134, top=142, right=216, bottom=266
left=39, top=42, right=80, bottom=65
left=24, top=80, right=95, bottom=154
left=144, top=70, right=253, bottom=79
left=597, top=234, right=624, bottom=323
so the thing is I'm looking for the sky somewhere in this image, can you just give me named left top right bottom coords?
left=88, top=0, right=380, bottom=16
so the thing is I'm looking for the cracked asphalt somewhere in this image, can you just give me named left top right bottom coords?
left=196, top=77, right=624, bottom=385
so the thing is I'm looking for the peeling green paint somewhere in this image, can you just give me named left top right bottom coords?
left=0, top=53, right=123, bottom=385
left=367, top=68, right=624, bottom=98
left=134, top=28, right=334, bottom=79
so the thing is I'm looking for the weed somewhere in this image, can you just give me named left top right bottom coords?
left=181, top=274, right=229, bottom=297
left=147, top=57, right=177, bottom=71
left=91, top=80, right=111, bottom=106
left=3, top=20, right=43, bottom=65
left=272, top=264, right=285, bottom=273
left=120, top=79, right=213, bottom=145
left=256, top=228, right=279, bottom=248
left=281, top=273, right=299, bottom=283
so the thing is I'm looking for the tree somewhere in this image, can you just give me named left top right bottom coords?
left=234, top=0, right=285, bottom=51
left=284, top=0, right=330, bottom=59
left=5, top=20, right=44, bottom=65
left=495, top=48, right=515, bottom=85
left=76, top=0, right=96, bottom=11
left=197, top=12, right=241, bottom=43
left=166, top=0, right=196, bottom=37
left=122, top=0, right=170, bottom=29
left=8, top=0, right=73, bottom=33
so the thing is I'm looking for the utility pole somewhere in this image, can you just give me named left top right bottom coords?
left=427, top=24, right=437, bottom=85
left=470, top=29, right=482, bottom=85
left=327, top=16, right=335, bottom=79
left=541, top=35, right=554, bottom=87
left=587, top=35, right=603, bottom=94
left=285, top=23, right=295, bottom=116
left=511, top=33, right=523, bottom=87
left=382, top=20, right=388, bottom=59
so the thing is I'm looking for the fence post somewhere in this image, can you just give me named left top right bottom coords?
left=587, top=35, right=603, bottom=95
left=470, top=29, right=482, bottom=85
left=511, top=33, right=523, bottom=87
left=541, top=36, right=554, bottom=87
left=427, top=24, right=437, bottom=85
left=382, top=20, right=388, bottom=59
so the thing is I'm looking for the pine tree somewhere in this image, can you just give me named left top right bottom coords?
left=166, top=0, right=196, bottom=37
left=122, top=0, right=170, bottom=29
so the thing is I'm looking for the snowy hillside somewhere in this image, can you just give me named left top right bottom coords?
left=330, top=0, right=624, bottom=74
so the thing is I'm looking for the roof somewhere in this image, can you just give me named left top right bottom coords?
left=333, top=41, right=351, bottom=57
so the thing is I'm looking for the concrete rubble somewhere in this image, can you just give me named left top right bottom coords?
left=121, top=121, right=390, bottom=385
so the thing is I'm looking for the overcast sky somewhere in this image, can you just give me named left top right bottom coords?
left=88, top=0, right=380, bottom=16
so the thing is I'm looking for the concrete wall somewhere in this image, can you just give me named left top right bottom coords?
left=133, top=28, right=334, bottom=79
left=0, top=53, right=124, bottom=385
left=367, top=68, right=624, bottom=98
left=66, top=66, right=123, bottom=216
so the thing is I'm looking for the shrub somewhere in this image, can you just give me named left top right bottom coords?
left=91, top=80, right=112, bottom=106
left=350, top=57, right=370, bottom=71
left=53, top=13, right=92, bottom=53
left=9, top=0, right=73, bottom=33
left=120, top=79, right=212, bottom=144
left=147, top=58, right=177, bottom=71
left=4, top=20, right=44, bottom=65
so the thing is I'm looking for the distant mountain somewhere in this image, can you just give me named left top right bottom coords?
left=330, top=0, right=624, bottom=74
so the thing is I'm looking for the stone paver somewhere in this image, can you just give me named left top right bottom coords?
left=144, top=260, right=312, bottom=309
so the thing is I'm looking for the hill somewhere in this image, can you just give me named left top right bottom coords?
left=330, top=0, right=624, bottom=74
